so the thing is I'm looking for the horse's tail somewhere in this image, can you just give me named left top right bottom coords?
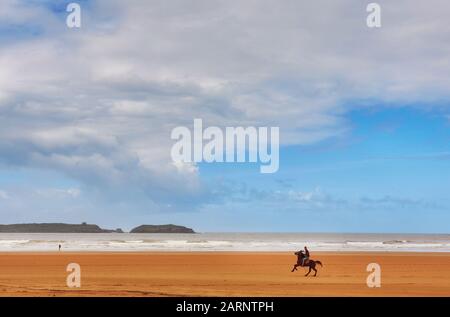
left=315, top=260, right=323, bottom=267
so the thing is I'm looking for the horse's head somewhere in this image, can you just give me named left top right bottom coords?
left=294, top=250, right=304, bottom=256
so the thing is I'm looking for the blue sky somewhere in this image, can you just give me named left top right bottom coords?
left=0, top=0, right=449, bottom=232
left=195, top=106, right=450, bottom=232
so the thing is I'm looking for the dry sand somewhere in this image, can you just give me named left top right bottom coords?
left=0, top=252, right=448, bottom=296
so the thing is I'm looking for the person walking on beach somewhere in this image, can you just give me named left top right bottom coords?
left=58, top=244, right=61, bottom=251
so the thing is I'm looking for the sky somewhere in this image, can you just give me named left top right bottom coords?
left=0, top=0, right=449, bottom=233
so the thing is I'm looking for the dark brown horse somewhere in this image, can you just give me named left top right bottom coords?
left=291, top=251, right=323, bottom=276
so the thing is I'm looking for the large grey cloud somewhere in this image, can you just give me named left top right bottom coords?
left=0, top=0, right=449, bottom=209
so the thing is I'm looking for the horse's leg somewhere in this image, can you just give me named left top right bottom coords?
left=305, top=266, right=311, bottom=276
left=291, top=264, right=298, bottom=272
left=309, top=262, right=317, bottom=276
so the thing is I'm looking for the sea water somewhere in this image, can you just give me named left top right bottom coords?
left=0, top=232, right=448, bottom=252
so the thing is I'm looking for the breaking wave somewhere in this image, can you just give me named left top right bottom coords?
left=0, top=233, right=448, bottom=252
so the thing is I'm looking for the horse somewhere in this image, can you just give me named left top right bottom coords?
left=291, top=251, right=323, bottom=276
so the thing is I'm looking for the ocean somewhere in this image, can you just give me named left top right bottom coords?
left=0, top=232, right=449, bottom=252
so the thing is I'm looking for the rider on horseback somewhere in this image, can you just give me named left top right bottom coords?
left=301, top=246, right=309, bottom=266
left=292, top=246, right=322, bottom=276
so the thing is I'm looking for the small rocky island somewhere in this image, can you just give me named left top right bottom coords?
left=0, top=223, right=123, bottom=233
left=130, top=224, right=195, bottom=234
left=0, top=223, right=195, bottom=233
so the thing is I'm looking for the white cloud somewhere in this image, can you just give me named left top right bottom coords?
left=34, top=188, right=81, bottom=199
left=0, top=0, right=449, bottom=208
left=0, top=190, right=9, bottom=200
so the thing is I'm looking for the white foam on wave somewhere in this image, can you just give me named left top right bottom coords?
left=0, top=240, right=29, bottom=245
left=0, top=233, right=448, bottom=252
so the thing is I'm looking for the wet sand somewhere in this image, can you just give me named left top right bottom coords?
left=0, top=252, right=448, bottom=296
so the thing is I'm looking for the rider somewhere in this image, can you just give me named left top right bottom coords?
left=301, top=246, right=310, bottom=266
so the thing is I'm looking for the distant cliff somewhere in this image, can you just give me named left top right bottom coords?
left=0, top=223, right=123, bottom=233
left=130, top=224, right=195, bottom=233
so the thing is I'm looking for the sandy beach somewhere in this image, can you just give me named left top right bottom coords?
left=0, top=252, right=448, bottom=296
